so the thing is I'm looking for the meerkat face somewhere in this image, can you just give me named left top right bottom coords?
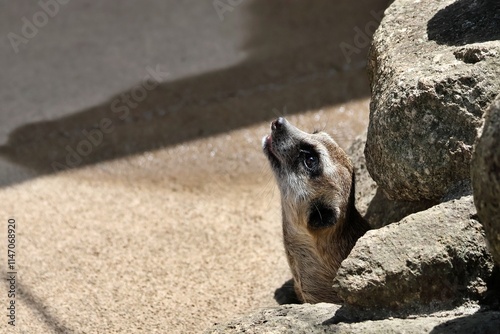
left=262, top=117, right=353, bottom=232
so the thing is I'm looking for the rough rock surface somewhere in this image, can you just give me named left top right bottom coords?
left=333, top=196, right=494, bottom=311
left=365, top=0, right=500, bottom=201
left=348, top=136, right=377, bottom=218
left=472, top=94, right=500, bottom=266
left=206, top=303, right=500, bottom=333
left=348, top=136, right=434, bottom=229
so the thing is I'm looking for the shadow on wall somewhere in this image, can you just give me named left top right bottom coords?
left=427, top=0, right=500, bottom=46
left=0, top=0, right=390, bottom=187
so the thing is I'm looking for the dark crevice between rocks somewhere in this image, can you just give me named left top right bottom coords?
left=427, top=0, right=500, bottom=46
left=364, top=188, right=436, bottom=229
left=441, top=179, right=473, bottom=202
left=481, top=265, right=500, bottom=310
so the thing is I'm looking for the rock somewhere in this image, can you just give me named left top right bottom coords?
left=333, top=196, right=494, bottom=312
left=365, top=0, right=500, bottom=201
left=207, top=303, right=339, bottom=334
left=362, top=189, right=434, bottom=229
left=348, top=136, right=434, bottom=229
left=206, top=303, right=500, bottom=333
left=348, top=135, right=377, bottom=218
left=472, top=94, right=500, bottom=267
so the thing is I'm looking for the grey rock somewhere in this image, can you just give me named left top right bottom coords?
left=348, top=136, right=434, bottom=229
left=206, top=303, right=500, bottom=333
left=362, top=189, right=434, bottom=229
left=348, top=135, right=377, bottom=219
left=333, top=196, right=494, bottom=312
left=441, top=179, right=473, bottom=202
left=207, top=303, right=339, bottom=334
left=472, top=94, right=500, bottom=267
left=365, top=0, right=500, bottom=201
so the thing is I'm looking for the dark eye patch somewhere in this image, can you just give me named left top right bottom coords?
left=308, top=201, right=337, bottom=230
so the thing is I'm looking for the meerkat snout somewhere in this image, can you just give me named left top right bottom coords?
left=262, top=117, right=370, bottom=304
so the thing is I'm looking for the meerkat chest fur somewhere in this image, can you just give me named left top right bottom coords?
left=262, top=117, right=369, bottom=304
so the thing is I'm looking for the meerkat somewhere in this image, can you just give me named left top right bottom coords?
left=262, top=117, right=370, bottom=304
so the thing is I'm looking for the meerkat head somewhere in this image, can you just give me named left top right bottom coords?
left=262, top=117, right=354, bottom=233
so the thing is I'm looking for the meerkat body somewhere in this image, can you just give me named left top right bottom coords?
left=262, top=117, right=369, bottom=303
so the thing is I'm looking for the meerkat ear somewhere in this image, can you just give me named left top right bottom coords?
left=308, top=201, right=337, bottom=230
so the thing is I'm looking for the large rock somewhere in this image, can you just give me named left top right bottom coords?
left=348, top=136, right=377, bottom=219
left=206, top=303, right=500, bottom=333
left=333, top=196, right=494, bottom=312
left=365, top=0, right=500, bottom=201
left=348, top=136, right=434, bottom=229
left=472, top=94, right=500, bottom=267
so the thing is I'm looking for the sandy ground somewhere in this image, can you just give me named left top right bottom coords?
left=0, top=1, right=389, bottom=333
left=0, top=105, right=369, bottom=334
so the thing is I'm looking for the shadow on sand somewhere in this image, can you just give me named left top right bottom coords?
left=0, top=0, right=390, bottom=187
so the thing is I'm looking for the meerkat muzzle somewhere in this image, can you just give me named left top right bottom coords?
left=263, top=117, right=309, bottom=167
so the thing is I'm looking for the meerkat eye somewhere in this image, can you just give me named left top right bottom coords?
left=302, top=151, right=319, bottom=170
left=304, top=154, right=318, bottom=170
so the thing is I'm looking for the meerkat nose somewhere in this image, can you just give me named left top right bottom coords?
left=272, top=117, right=286, bottom=131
